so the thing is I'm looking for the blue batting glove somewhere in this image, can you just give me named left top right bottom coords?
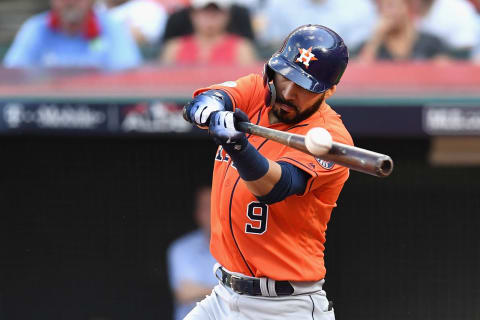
left=184, top=91, right=226, bottom=127
left=209, top=109, right=250, bottom=148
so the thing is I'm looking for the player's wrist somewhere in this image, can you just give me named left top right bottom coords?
left=223, top=140, right=269, bottom=181
left=221, top=134, right=248, bottom=152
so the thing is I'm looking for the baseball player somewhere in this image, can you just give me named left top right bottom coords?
left=183, top=24, right=352, bottom=320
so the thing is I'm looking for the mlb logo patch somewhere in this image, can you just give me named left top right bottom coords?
left=315, top=158, right=335, bottom=170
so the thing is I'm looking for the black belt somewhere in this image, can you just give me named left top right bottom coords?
left=218, top=267, right=294, bottom=296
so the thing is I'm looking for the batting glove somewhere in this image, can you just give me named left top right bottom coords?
left=209, top=109, right=250, bottom=149
left=184, top=91, right=228, bottom=128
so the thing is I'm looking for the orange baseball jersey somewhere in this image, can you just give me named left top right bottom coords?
left=194, top=74, right=354, bottom=281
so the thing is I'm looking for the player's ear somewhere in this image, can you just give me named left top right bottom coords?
left=324, top=85, right=337, bottom=99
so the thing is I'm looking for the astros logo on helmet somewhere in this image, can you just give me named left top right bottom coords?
left=296, top=47, right=318, bottom=68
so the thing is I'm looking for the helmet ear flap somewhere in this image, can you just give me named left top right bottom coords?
left=264, top=82, right=276, bottom=107
left=263, top=64, right=276, bottom=107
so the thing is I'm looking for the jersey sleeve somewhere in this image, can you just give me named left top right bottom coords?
left=276, top=148, right=349, bottom=196
left=193, top=74, right=264, bottom=118
left=275, top=123, right=353, bottom=196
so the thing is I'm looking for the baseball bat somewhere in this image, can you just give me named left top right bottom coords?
left=237, top=122, right=393, bottom=178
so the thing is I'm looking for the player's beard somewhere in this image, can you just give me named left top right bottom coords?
left=272, top=94, right=325, bottom=124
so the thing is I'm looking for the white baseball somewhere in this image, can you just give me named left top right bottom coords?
left=305, top=127, right=332, bottom=155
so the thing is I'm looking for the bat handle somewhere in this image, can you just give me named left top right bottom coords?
left=237, top=122, right=307, bottom=151
left=237, top=122, right=250, bottom=133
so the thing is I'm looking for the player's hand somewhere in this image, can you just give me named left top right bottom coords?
left=183, top=92, right=226, bottom=128
left=209, top=109, right=249, bottom=147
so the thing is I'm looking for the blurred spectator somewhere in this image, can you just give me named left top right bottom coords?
left=3, top=0, right=141, bottom=70
left=155, top=0, right=262, bottom=12
left=161, top=0, right=255, bottom=43
left=354, top=0, right=449, bottom=62
left=255, top=0, right=377, bottom=58
left=470, top=0, right=480, bottom=11
left=474, top=3, right=480, bottom=63
left=104, top=0, right=168, bottom=47
left=230, top=0, right=264, bottom=12
left=414, top=0, right=478, bottom=59
left=159, top=0, right=257, bottom=65
left=155, top=0, right=191, bottom=13
left=167, top=186, right=217, bottom=320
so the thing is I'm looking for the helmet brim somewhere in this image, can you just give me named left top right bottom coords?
left=268, top=55, right=329, bottom=93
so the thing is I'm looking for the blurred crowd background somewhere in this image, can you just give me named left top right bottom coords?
left=1, top=0, right=480, bottom=69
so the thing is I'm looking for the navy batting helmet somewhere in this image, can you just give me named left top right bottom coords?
left=264, top=24, right=349, bottom=106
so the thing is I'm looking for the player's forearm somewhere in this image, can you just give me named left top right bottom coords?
left=225, top=143, right=308, bottom=202
left=244, top=159, right=282, bottom=196
left=221, top=136, right=280, bottom=196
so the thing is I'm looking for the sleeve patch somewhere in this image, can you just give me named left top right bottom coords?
left=315, top=158, right=335, bottom=170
